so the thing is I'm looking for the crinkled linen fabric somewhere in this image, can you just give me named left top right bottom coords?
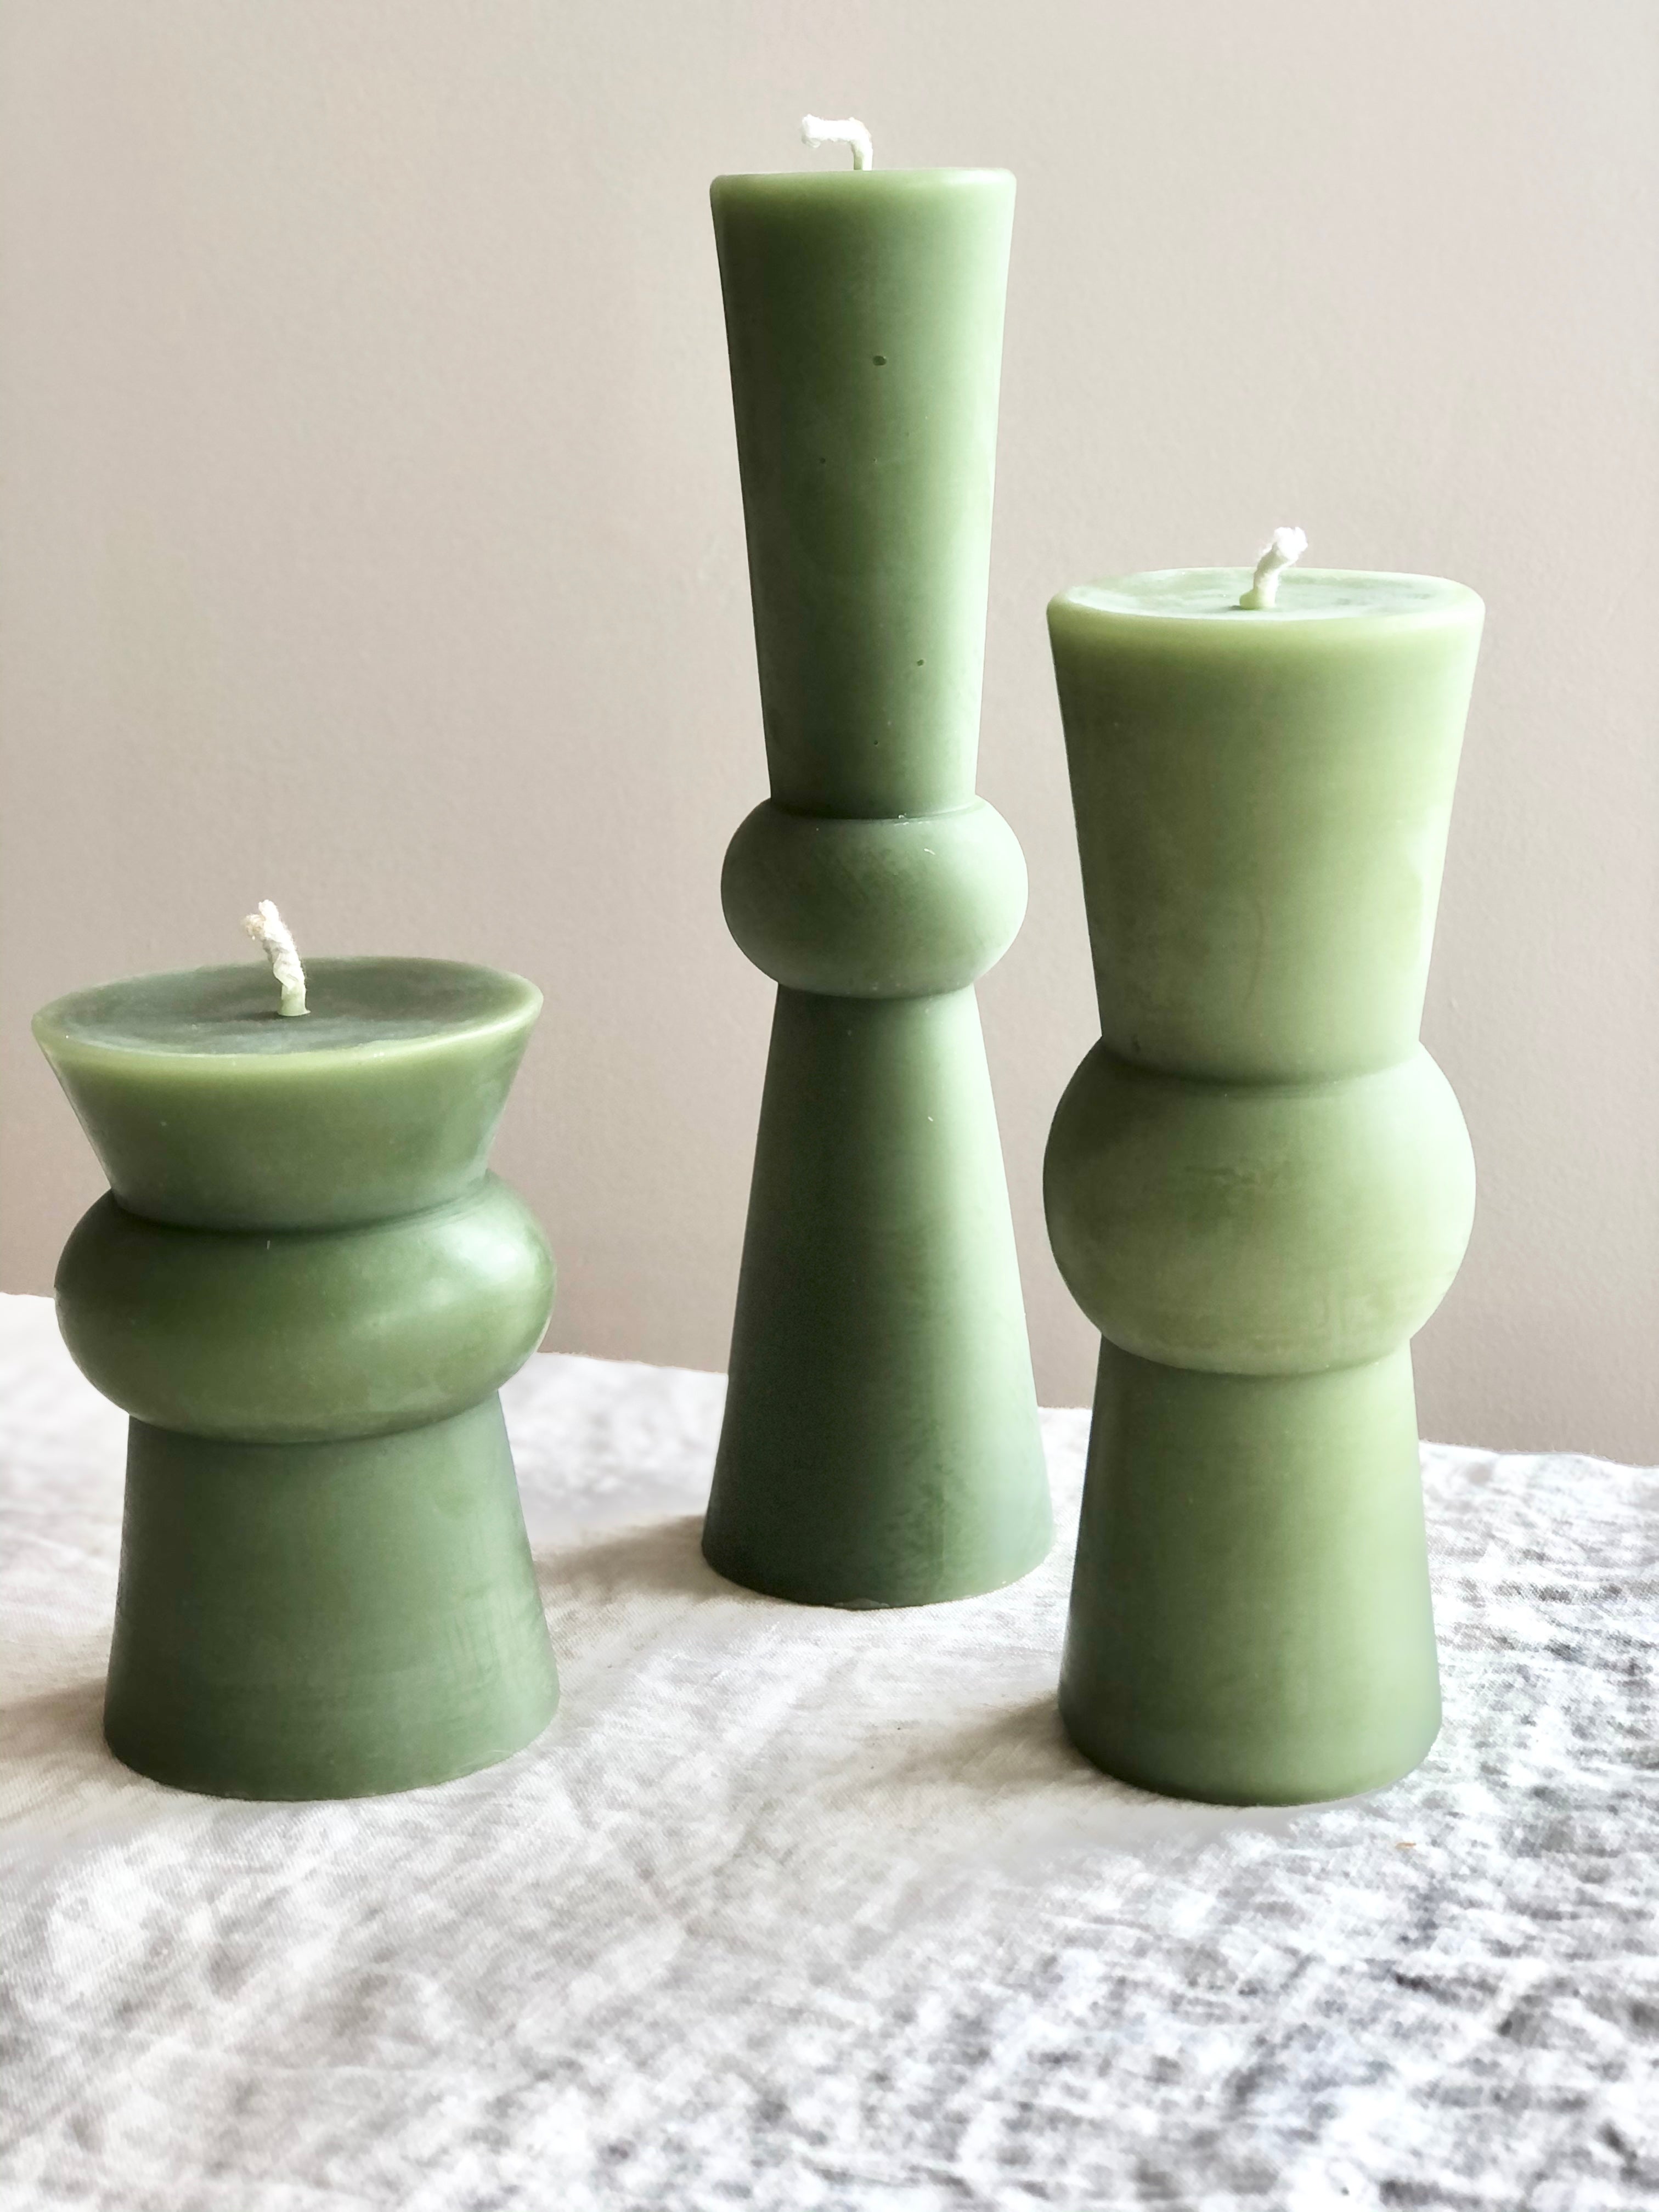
left=1, top=1292, right=1654, bottom=2211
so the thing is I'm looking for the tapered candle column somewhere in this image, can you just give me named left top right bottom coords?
left=1045, top=562, right=1483, bottom=1803
left=703, top=149, right=1050, bottom=1607
left=35, top=951, right=559, bottom=1800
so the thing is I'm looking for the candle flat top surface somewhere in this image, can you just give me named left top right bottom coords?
left=1058, top=569, right=1480, bottom=624
left=36, top=958, right=538, bottom=1060
left=712, top=167, right=1011, bottom=197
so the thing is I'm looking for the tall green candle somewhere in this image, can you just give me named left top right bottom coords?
left=1045, top=550, right=1483, bottom=1804
left=33, top=932, right=559, bottom=1800
left=702, top=126, right=1051, bottom=1607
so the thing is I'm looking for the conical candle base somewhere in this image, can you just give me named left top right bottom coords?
left=704, top=989, right=1051, bottom=1609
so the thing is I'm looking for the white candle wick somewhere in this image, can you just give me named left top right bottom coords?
left=802, top=115, right=874, bottom=171
left=242, top=899, right=308, bottom=1017
left=1239, top=525, right=1308, bottom=610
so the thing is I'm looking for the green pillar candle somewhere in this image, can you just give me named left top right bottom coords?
left=33, top=953, right=559, bottom=1799
left=1044, top=561, right=1483, bottom=1804
left=702, top=143, right=1051, bottom=1607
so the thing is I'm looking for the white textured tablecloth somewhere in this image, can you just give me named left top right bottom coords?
left=1, top=1291, right=1655, bottom=2211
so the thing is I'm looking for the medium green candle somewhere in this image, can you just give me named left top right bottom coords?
left=702, top=125, right=1051, bottom=1607
left=34, top=929, right=559, bottom=1800
left=1045, top=548, right=1483, bottom=1804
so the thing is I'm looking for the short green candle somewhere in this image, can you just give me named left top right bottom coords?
left=1045, top=561, right=1483, bottom=1804
left=702, top=144, right=1051, bottom=1607
left=33, top=954, right=559, bottom=1800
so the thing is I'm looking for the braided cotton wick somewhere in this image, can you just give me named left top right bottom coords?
left=802, top=115, right=874, bottom=171
left=242, top=899, right=308, bottom=1017
left=1239, top=526, right=1308, bottom=610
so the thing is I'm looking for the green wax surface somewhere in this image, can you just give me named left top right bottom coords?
left=1048, top=570, right=1482, bottom=1082
left=705, top=988, right=1051, bottom=1609
left=36, top=951, right=560, bottom=1801
left=34, top=957, right=540, bottom=1229
left=58, top=1174, right=554, bottom=1443
left=706, top=161, right=1048, bottom=1609
left=1045, top=563, right=1482, bottom=1804
left=1064, top=567, right=1469, bottom=624
left=1059, top=1345, right=1440, bottom=1805
left=712, top=168, right=1013, bottom=817
left=105, top=1402, right=558, bottom=1801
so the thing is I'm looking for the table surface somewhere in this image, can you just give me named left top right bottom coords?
left=1, top=1291, right=1654, bottom=2212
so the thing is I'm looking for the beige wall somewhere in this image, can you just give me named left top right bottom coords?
left=2, top=2, right=1655, bottom=1459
